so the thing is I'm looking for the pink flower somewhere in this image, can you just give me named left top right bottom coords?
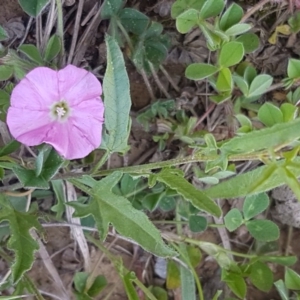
left=7, top=65, right=104, bottom=160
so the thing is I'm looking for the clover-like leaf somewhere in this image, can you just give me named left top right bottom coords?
left=243, top=193, right=269, bottom=220
left=18, top=0, right=49, bottom=17
left=224, top=208, right=243, bottom=231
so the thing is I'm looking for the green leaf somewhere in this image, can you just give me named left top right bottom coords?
left=18, top=44, right=43, bottom=65
left=188, top=215, right=207, bottom=232
left=185, top=63, right=218, bottom=80
left=176, top=9, right=199, bottom=34
left=44, top=35, right=61, bottom=62
left=218, top=42, right=244, bottom=68
left=0, top=140, right=20, bottom=157
left=216, top=67, right=233, bottom=92
left=119, top=8, right=149, bottom=35
left=219, top=3, right=243, bottom=31
left=225, top=24, right=252, bottom=36
left=0, top=65, right=13, bottom=81
left=51, top=180, right=66, bottom=218
left=246, top=220, right=279, bottom=242
left=142, top=193, right=162, bottom=212
left=222, top=271, right=246, bottom=299
left=0, top=194, right=43, bottom=283
left=0, top=89, right=10, bottom=107
left=156, top=169, right=221, bottom=217
left=243, top=193, right=269, bottom=220
left=258, top=102, right=283, bottom=127
left=167, top=260, right=180, bottom=289
left=249, top=261, right=273, bottom=292
left=274, top=280, right=289, bottom=300
left=285, top=268, right=300, bottom=290
left=236, top=33, right=260, bottom=53
left=199, top=0, right=224, bottom=19
left=13, top=148, right=64, bottom=189
left=221, top=117, right=300, bottom=155
left=0, top=26, right=8, bottom=41
left=101, top=35, right=131, bottom=153
left=247, top=74, right=273, bottom=97
left=100, top=0, right=124, bottom=19
left=259, top=255, right=297, bottom=267
left=74, top=272, right=89, bottom=293
left=87, top=275, right=107, bottom=297
left=224, top=208, right=243, bottom=232
left=69, top=172, right=177, bottom=257
left=18, top=0, right=49, bottom=17
left=149, top=287, right=168, bottom=300
left=280, top=103, right=298, bottom=122
left=233, top=75, right=249, bottom=95
left=288, top=58, right=300, bottom=79
left=289, top=11, right=300, bottom=33
left=35, top=145, right=52, bottom=177
left=171, top=0, right=205, bottom=18
left=204, top=157, right=300, bottom=199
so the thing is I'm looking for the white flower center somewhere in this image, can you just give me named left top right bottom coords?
left=50, top=100, right=70, bottom=121
left=56, top=107, right=66, bottom=117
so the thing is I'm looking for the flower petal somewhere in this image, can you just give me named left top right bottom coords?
left=58, top=65, right=102, bottom=106
left=43, top=118, right=103, bottom=160
left=10, top=67, right=59, bottom=109
left=7, top=107, right=53, bottom=145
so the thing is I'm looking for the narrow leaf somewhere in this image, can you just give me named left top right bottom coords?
left=205, top=157, right=300, bottom=199
left=156, top=169, right=221, bottom=217
left=101, top=35, right=131, bottom=153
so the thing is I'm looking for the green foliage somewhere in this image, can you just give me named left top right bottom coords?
left=249, top=261, right=273, bottom=292
left=224, top=208, right=243, bottom=232
left=73, top=272, right=107, bottom=299
left=285, top=268, right=300, bottom=290
left=289, top=11, right=300, bottom=33
left=224, top=193, right=279, bottom=242
left=0, top=194, right=43, bottom=283
left=100, top=35, right=131, bottom=154
left=12, top=147, right=64, bottom=188
left=154, top=168, right=221, bottom=217
left=43, top=35, right=61, bottom=62
left=18, top=0, right=49, bottom=17
left=0, top=26, right=8, bottom=42
left=69, top=172, right=177, bottom=258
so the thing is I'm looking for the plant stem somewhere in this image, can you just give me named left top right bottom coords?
left=55, top=0, right=65, bottom=65
left=91, top=150, right=109, bottom=174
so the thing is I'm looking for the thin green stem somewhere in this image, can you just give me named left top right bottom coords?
left=91, top=150, right=109, bottom=174
left=116, top=20, right=134, bottom=50
left=55, top=0, right=65, bottom=65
